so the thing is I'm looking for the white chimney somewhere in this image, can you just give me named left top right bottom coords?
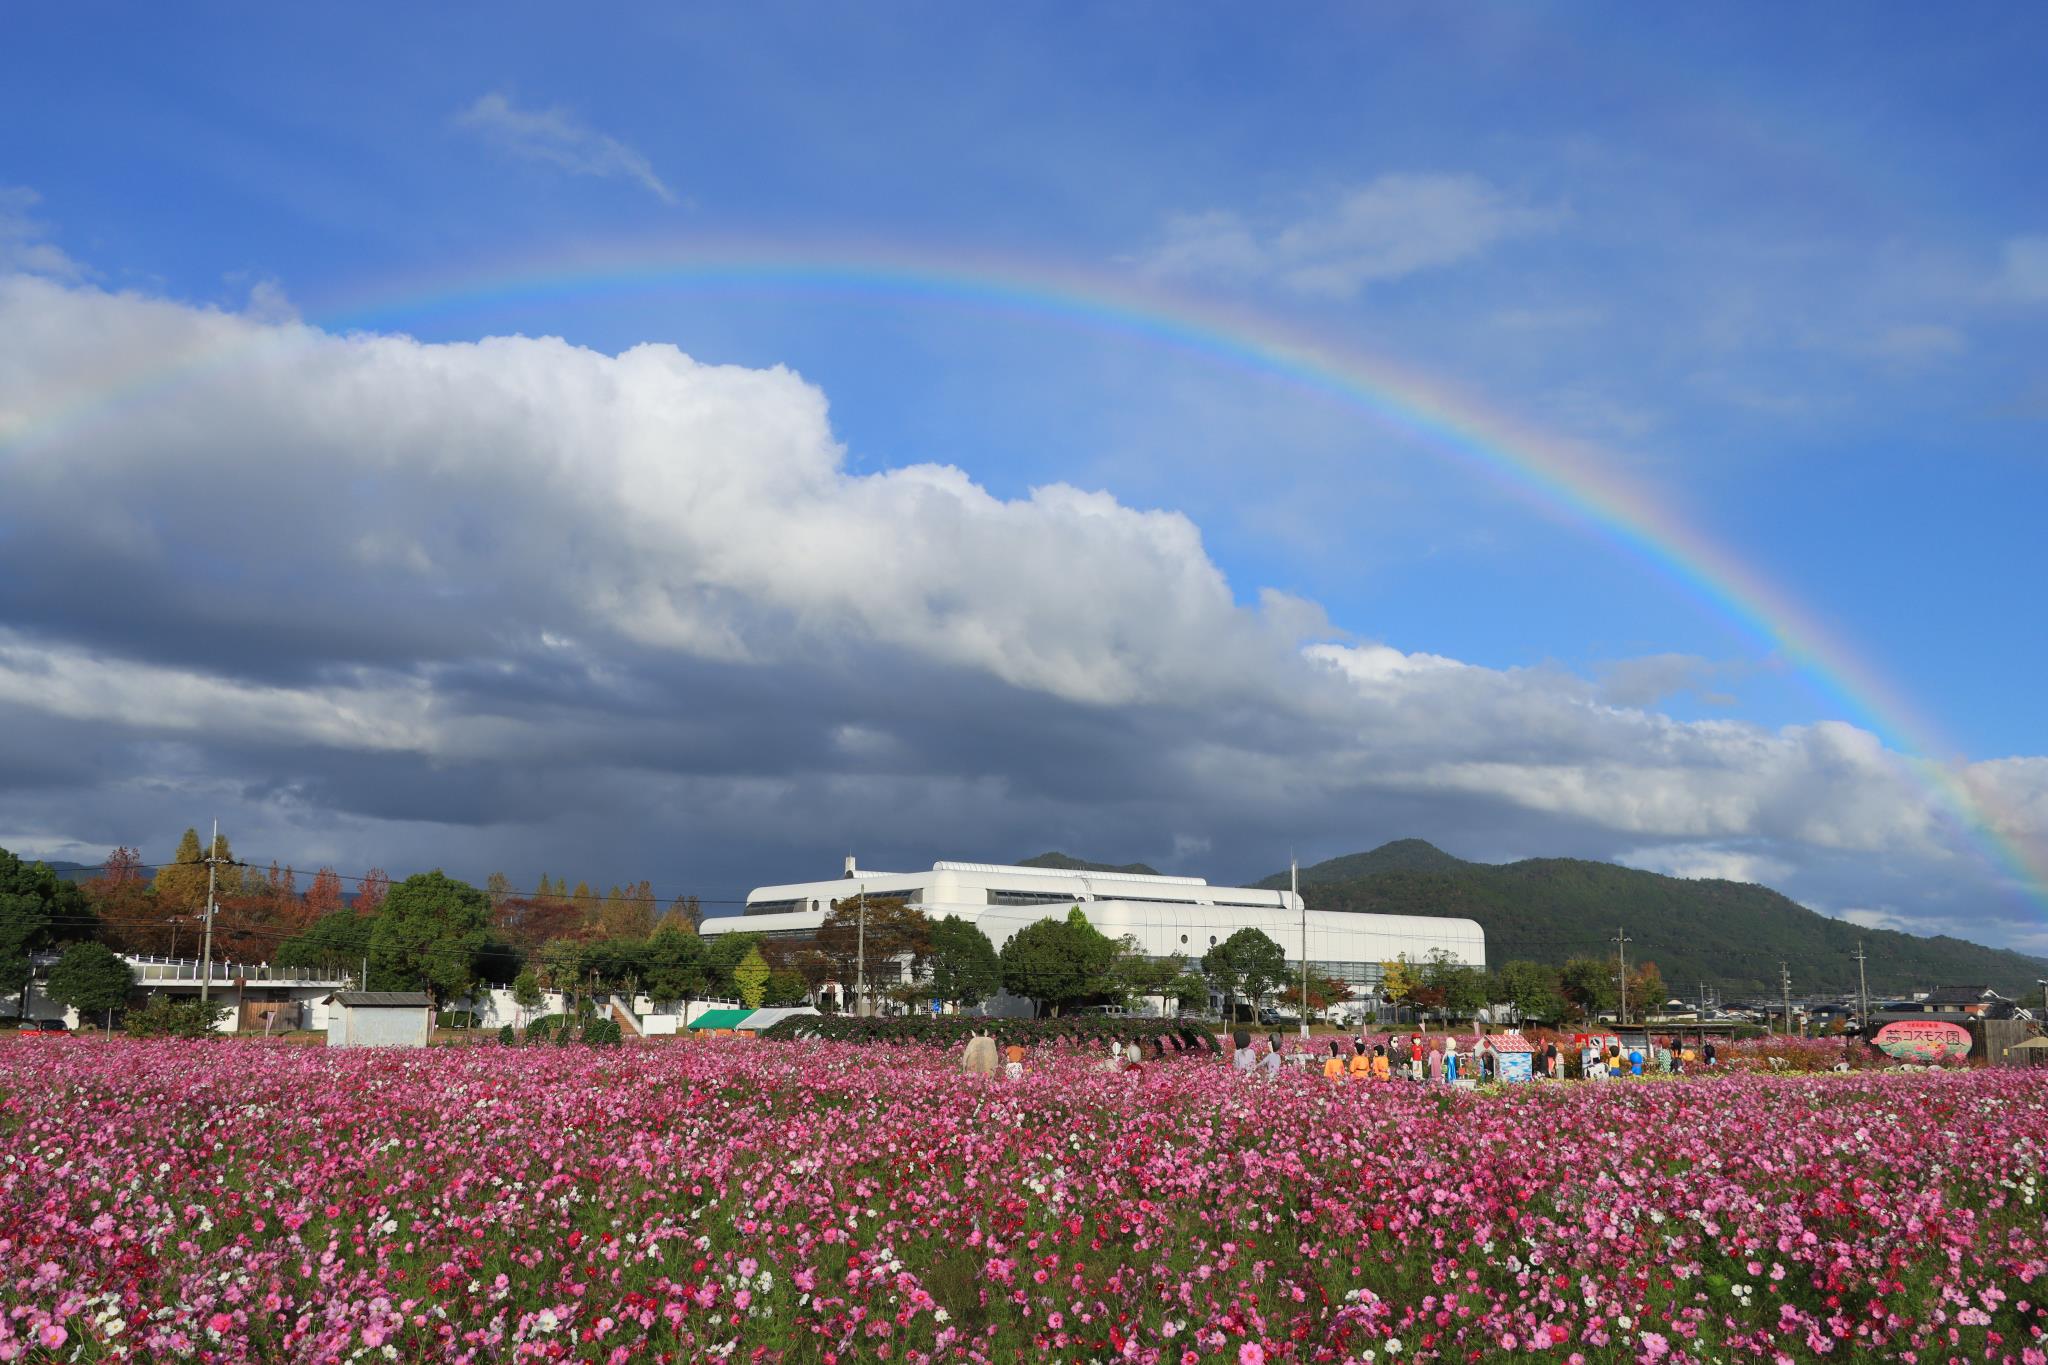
left=843, top=854, right=859, bottom=878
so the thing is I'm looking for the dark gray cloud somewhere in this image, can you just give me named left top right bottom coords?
left=3, top=273, right=2045, bottom=950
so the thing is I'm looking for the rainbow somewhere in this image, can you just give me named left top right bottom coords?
left=7, top=241, right=2044, bottom=912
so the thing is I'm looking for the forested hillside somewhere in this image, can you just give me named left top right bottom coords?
left=1258, top=841, right=2048, bottom=999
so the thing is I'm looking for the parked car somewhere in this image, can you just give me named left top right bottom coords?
left=18, top=1018, right=70, bottom=1035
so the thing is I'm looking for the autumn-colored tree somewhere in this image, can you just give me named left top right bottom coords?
left=356, top=868, right=390, bottom=916
left=813, top=896, right=932, bottom=998
left=1625, top=961, right=1668, bottom=1021
left=485, top=871, right=512, bottom=908
left=151, top=828, right=243, bottom=914
left=84, top=847, right=162, bottom=953
left=1378, top=957, right=1419, bottom=1009
left=1276, top=972, right=1354, bottom=1014
left=303, top=868, right=345, bottom=919
left=669, top=894, right=703, bottom=931
left=597, top=882, right=655, bottom=940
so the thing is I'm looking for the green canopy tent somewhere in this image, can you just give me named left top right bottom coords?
left=687, top=1008, right=755, bottom=1033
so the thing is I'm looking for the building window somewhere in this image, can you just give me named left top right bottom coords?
left=1180, top=934, right=1188, bottom=945
left=745, top=899, right=803, bottom=916
left=988, top=889, right=1088, bottom=906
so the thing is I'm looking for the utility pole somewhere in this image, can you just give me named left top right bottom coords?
left=1295, top=856, right=1310, bottom=1041
left=1853, top=942, right=1869, bottom=1037
left=855, top=887, right=868, bottom=1019
left=199, top=819, right=221, bottom=1005
left=1612, top=927, right=1631, bottom=1027
left=1779, top=961, right=1794, bottom=1037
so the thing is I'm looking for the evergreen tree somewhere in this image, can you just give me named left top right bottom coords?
left=926, top=915, right=1001, bottom=1007
left=366, top=871, right=490, bottom=1005
left=1201, top=927, right=1287, bottom=1022
left=1, top=846, right=91, bottom=1006
left=46, top=942, right=136, bottom=1028
left=641, top=923, right=709, bottom=1005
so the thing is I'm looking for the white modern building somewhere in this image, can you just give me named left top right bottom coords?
left=700, top=857, right=1485, bottom=1012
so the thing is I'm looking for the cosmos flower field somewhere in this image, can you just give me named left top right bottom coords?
left=3, top=1041, right=2045, bottom=1364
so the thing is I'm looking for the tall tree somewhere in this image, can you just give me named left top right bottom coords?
left=733, top=947, right=770, bottom=1009
left=814, top=896, right=932, bottom=1003
left=355, top=868, right=390, bottom=916
left=1625, top=961, right=1667, bottom=1021
left=1488, top=960, right=1564, bottom=1023
left=997, top=908, right=1116, bottom=1017
left=1420, top=948, right=1487, bottom=1020
left=640, top=923, right=709, bottom=1006
left=597, top=883, right=653, bottom=940
left=763, top=969, right=808, bottom=1008
left=84, top=847, right=160, bottom=953
left=1558, top=957, right=1617, bottom=1019
left=276, top=909, right=376, bottom=975
left=511, top=968, right=545, bottom=1023
left=1, top=847, right=90, bottom=1006
left=485, top=872, right=512, bottom=908
left=926, top=915, right=1001, bottom=1007
left=1202, top=927, right=1288, bottom=1022
left=366, top=871, right=490, bottom=1005
left=1379, top=957, right=1419, bottom=1011
left=45, top=942, right=136, bottom=1029
left=303, top=868, right=346, bottom=919
left=150, top=828, right=214, bottom=914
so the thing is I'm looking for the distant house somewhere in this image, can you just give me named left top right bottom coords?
left=324, top=991, right=434, bottom=1048
left=1920, top=986, right=2014, bottom=1018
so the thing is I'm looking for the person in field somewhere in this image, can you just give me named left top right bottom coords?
left=1004, top=1042, right=1026, bottom=1081
left=1349, top=1040, right=1372, bottom=1082
left=1233, top=1029, right=1256, bottom=1073
left=1323, top=1040, right=1347, bottom=1082
left=1371, top=1043, right=1391, bottom=1081
left=1442, top=1034, right=1459, bottom=1083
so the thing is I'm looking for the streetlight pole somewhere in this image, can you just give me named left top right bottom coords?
left=1295, top=857, right=1310, bottom=1041
left=855, top=888, right=867, bottom=1019
left=199, top=818, right=220, bottom=1006
left=1853, top=942, right=1870, bottom=1037
left=1612, top=927, right=1631, bottom=1028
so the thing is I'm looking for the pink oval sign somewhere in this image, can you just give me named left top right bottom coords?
left=1873, top=1020, right=1973, bottom=1062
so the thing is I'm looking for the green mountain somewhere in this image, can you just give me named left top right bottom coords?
left=1018, top=851, right=1164, bottom=877
left=1259, top=841, right=2048, bottom=1000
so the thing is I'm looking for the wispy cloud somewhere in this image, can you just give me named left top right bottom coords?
left=455, top=93, right=676, bottom=204
left=1135, top=173, right=1557, bottom=297
left=2000, top=235, right=2048, bottom=303
left=0, top=187, right=83, bottom=278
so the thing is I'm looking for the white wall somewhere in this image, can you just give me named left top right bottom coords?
left=326, top=1006, right=432, bottom=1047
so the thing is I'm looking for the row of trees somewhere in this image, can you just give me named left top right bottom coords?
left=6, top=834, right=1666, bottom=1025
left=1376, top=951, right=1665, bottom=1025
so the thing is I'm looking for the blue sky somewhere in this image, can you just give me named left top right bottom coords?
left=4, top=5, right=2047, bottom=953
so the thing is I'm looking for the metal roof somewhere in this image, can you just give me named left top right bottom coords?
left=688, top=1008, right=756, bottom=1031
left=330, top=991, right=434, bottom=1007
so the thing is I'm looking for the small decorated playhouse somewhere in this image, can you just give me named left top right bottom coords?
left=1484, top=1031, right=1535, bottom=1082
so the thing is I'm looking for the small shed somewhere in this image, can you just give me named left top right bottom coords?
left=325, top=991, right=434, bottom=1048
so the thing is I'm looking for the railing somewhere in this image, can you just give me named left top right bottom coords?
left=125, top=955, right=351, bottom=986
